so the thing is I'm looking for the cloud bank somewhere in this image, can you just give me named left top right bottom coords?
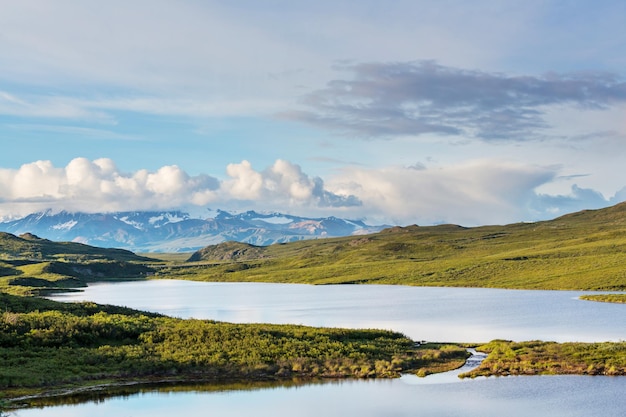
left=283, top=61, right=626, bottom=141
left=0, top=158, right=358, bottom=219
left=1, top=158, right=624, bottom=226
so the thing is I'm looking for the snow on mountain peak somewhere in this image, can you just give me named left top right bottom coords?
left=0, top=208, right=388, bottom=252
left=148, top=213, right=187, bottom=225
left=117, top=216, right=146, bottom=230
left=51, top=220, right=78, bottom=231
left=253, top=216, right=293, bottom=225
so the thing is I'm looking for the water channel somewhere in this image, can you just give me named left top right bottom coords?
left=13, top=280, right=626, bottom=416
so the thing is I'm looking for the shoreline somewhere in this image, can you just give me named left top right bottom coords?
left=6, top=340, right=626, bottom=410
left=5, top=350, right=476, bottom=409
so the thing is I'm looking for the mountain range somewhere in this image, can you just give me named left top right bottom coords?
left=0, top=209, right=388, bottom=252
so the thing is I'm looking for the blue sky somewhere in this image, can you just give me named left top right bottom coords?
left=1, top=0, right=626, bottom=225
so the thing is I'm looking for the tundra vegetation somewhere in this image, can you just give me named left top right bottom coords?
left=579, top=294, right=626, bottom=303
left=1, top=203, right=626, bottom=407
left=4, top=203, right=626, bottom=295
left=460, top=340, right=626, bottom=378
left=0, top=292, right=467, bottom=406
left=160, top=203, right=626, bottom=300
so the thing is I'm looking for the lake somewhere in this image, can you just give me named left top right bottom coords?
left=47, top=280, right=625, bottom=342
left=14, top=280, right=626, bottom=416
left=15, top=375, right=626, bottom=417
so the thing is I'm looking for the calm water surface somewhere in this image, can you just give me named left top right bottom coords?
left=21, top=280, right=625, bottom=416
left=15, top=376, right=626, bottom=417
left=48, top=280, right=625, bottom=342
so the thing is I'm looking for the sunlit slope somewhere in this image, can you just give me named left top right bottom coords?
left=0, top=232, right=157, bottom=294
left=0, top=232, right=154, bottom=262
left=178, top=202, right=626, bottom=290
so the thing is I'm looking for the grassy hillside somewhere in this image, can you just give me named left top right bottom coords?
left=163, top=202, right=626, bottom=290
left=4, top=203, right=626, bottom=292
left=0, top=233, right=158, bottom=295
left=0, top=232, right=153, bottom=262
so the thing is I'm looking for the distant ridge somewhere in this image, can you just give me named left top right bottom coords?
left=3, top=202, right=626, bottom=292
left=551, top=200, right=626, bottom=223
left=0, top=209, right=388, bottom=252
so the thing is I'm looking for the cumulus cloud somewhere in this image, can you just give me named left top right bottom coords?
left=0, top=158, right=220, bottom=216
left=222, top=159, right=361, bottom=209
left=0, top=158, right=358, bottom=218
left=283, top=61, right=626, bottom=141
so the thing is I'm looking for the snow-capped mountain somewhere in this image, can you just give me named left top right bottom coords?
left=0, top=209, right=388, bottom=252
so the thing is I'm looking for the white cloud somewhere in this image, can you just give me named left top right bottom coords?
left=0, top=2, right=546, bottom=123
left=0, top=93, right=287, bottom=125
left=223, top=161, right=264, bottom=200
left=1, top=157, right=624, bottom=225
left=0, top=160, right=64, bottom=200
left=0, top=158, right=220, bottom=216
left=267, top=159, right=316, bottom=201
left=324, top=160, right=626, bottom=225
left=0, top=1, right=325, bottom=106
left=222, top=159, right=359, bottom=209
left=325, top=160, right=559, bottom=225
left=0, top=158, right=357, bottom=218
left=0, top=91, right=113, bottom=121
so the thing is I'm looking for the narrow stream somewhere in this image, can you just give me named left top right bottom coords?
left=400, top=348, right=487, bottom=385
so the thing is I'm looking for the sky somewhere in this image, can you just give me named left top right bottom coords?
left=1, top=0, right=626, bottom=226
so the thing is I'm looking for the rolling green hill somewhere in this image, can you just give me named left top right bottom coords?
left=4, top=203, right=626, bottom=293
left=0, top=232, right=153, bottom=262
left=166, top=202, right=626, bottom=291
left=0, top=233, right=157, bottom=294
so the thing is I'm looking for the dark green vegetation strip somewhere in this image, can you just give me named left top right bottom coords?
left=0, top=293, right=468, bottom=405
left=460, top=340, right=626, bottom=378
left=164, top=203, right=626, bottom=291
